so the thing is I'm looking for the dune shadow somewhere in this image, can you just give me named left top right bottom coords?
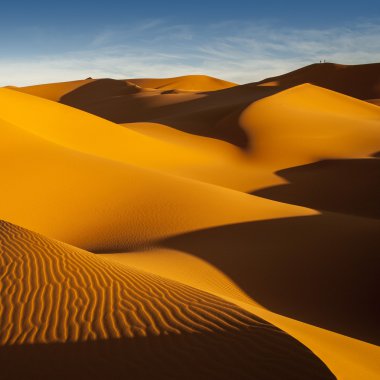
left=253, top=158, right=380, bottom=219
left=0, top=326, right=334, bottom=380
left=60, top=79, right=279, bottom=149
left=162, top=214, right=380, bottom=345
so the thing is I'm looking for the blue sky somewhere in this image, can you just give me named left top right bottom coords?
left=1, top=0, right=379, bottom=85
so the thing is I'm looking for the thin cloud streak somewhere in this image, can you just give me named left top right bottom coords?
left=1, top=20, right=379, bottom=86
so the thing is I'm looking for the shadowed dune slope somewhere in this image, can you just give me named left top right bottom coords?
left=57, top=78, right=277, bottom=148
left=0, top=221, right=334, bottom=380
left=100, top=248, right=380, bottom=380
left=163, top=212, right=380, bottom=345
left=126, top=74, right=237, bottom=91
left=252, top=62, right=380, bottom=100
left=254, top=158, right=380, bottom=219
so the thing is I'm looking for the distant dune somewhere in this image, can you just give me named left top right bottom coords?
left=2, top=63, right=380, bottom=379
left=253, top=62, right=380, bottom=100
left=127, top=74, right=237, bottom=91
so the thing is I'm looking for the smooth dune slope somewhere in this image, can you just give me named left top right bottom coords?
left=0, top=87, right=266, bottom=190
left=240, top=84, right=380, bottom=174
left=0, top=114, right=315, bottom=251
left=0, top=221, right=334, bottom=380
left=10, top=82, right=380, bottom=193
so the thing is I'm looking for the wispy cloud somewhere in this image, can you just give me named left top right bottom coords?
left=1, top=20, right=379, bottom=86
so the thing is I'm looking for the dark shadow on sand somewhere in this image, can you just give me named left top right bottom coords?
left=0, top=325, right=334, bottom=380
left=162, top=214, right=380, bottom=345
left=253, top=158, right=380, bottom=219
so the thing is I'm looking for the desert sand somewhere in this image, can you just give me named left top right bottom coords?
left=1, top=63, right=380, bottom=379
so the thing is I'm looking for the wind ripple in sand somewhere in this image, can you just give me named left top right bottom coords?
left=0, top=221, right=334, bottom=379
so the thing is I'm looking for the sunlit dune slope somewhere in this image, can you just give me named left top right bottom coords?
left=126, top=74, right=237, bottom=91
left=0, top=116, right=315, bottom=251
left=0, top=87, right=264, bottom=189
left=240, top=84, right=380, bottom=171
left=101, top=248, right=257, bottom=306
left=0, top=221, right=333, bottom=380
left=10, top=81, right=380, bottom=193
left=9, top=78, right=95, bottom=101
left=253, top=62, right=380, bottom=100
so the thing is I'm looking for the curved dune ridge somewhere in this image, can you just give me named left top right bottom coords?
left=126, top=74, right=237, bottom=91
left=1, top=63, right=380, bottom=379
left=253, top=62, right=380, bottom=100
left=0, top=221, right=333, bottom=380
left=240, top=84, right=380, bottom=171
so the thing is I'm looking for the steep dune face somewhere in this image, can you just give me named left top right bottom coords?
left=162, top=212, right=380, bottom=344
left=0, top=221, right=334, bottom=380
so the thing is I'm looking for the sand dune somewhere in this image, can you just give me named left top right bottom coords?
left=101, top=250, right=380, bottom=380
left=126, top=74, right=237, bottom=91
left=0, top=109, right=316, bottom=250
left=253, top=62, right=380, bottom=100
left=0, top=221, right=333, bottom=379
left=1, top=63, right=380, bottom=379
left=240, top=84, right=380, bottom=170
left=161, top=212, right=380, bottom=344
left=9, top=78, right=95, bottom=101
left=0, top=86, right=265, bottom=190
